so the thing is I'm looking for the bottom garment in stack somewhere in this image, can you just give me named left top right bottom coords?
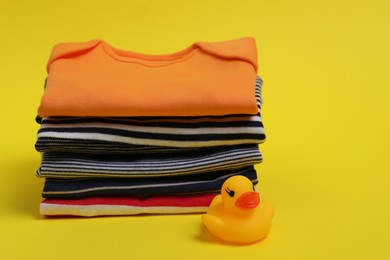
left=40, top=166, right=259, bottom=217
left=40, top=194, right=216, bottom=217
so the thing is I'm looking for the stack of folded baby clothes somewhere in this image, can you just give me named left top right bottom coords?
left=35, top=37, right=266, bottom=217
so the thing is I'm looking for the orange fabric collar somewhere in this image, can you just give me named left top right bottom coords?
left=47, top=37, right=258, bottom=72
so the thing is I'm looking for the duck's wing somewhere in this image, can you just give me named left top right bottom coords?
left=201, top=214, right=224, bottom=232
left=208, top=195, right=222, bottom=208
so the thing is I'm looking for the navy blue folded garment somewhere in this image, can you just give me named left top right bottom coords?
left=36, top=144, right=262, bottom=178
left=42, top=166, right=258, bottom=199
left=35, top=77, right=265, bottom=153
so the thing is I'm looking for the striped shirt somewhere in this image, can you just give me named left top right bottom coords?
left=42, top=166, right=258, bottom=199
left=36, top=144, right=262, bottom=178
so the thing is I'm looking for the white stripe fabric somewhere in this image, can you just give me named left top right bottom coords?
left=40, top=203, right=210, bottom=217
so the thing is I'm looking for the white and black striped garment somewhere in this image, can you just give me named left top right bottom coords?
left=35, top=77, right=265, bottom=153
left=37, top=144, right=262, bottom=178
left=42, top=166, right=258, bottom=199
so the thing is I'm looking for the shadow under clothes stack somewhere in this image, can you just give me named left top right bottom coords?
left=34, top=37, right=266, bottom=217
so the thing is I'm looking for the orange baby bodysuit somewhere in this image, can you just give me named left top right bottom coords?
left=38, top=37, right=259, bottom=117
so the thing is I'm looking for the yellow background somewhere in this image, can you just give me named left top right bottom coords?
left=0, top=0, right=389, bottom=259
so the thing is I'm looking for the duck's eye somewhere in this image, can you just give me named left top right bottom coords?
left=225, top=187, right=235, bottom=197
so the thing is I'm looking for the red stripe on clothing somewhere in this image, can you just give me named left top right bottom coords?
left=42, top=194, right=216, bottom=207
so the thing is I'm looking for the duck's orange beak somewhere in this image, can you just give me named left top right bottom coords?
left=235, top=191, right=260, bottom=209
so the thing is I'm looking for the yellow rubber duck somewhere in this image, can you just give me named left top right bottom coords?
left=201, top=175, right=274, bottom=244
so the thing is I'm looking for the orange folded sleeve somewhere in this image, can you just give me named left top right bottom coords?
left=38, top=37, right=259, bottom=117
